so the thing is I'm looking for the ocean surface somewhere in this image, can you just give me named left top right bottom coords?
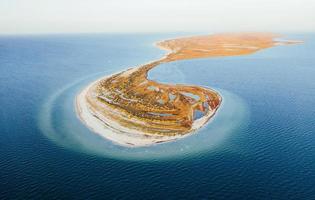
left=1, top=33, right=315, bottom=199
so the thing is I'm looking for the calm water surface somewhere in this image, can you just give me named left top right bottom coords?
left=1, top=33, right=315, bottom=199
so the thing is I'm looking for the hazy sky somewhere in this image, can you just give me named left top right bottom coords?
left=1, top=0, right=314, bottom=34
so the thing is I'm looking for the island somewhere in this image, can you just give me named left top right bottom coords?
left=76, top=33, right=299, bottom=147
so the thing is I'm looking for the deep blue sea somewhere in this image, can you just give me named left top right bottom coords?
left=1, top=33, right=315, bottom=199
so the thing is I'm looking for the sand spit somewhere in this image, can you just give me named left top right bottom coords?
left=76, top=33, right=300, bottom=147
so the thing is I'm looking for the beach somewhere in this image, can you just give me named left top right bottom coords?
left=75, top=33, right=298, bottom=147
left=75, top=71, right=221, bottom=147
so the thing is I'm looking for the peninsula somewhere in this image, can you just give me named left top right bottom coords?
left=76, top=33, right=298, bottom=147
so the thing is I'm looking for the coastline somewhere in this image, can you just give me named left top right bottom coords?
left=75, top=33, right=298, bottom=147
left=75, top=71, right=222, bottom=147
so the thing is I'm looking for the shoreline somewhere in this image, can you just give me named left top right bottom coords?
left=75, top=71, right=222, bottom=147
left=75, top=33, right=298, bottom=147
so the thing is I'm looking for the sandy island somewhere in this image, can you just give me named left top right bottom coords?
left=76, top=33, right=300, bottom=147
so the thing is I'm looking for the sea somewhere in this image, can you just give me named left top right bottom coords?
left=1, top=33, right=315, bottom=199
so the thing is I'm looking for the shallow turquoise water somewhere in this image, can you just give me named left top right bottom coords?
left=1, top=33, right=315, bottom=199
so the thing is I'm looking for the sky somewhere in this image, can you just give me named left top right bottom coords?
left=1, top=0, right=315, bottom=34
